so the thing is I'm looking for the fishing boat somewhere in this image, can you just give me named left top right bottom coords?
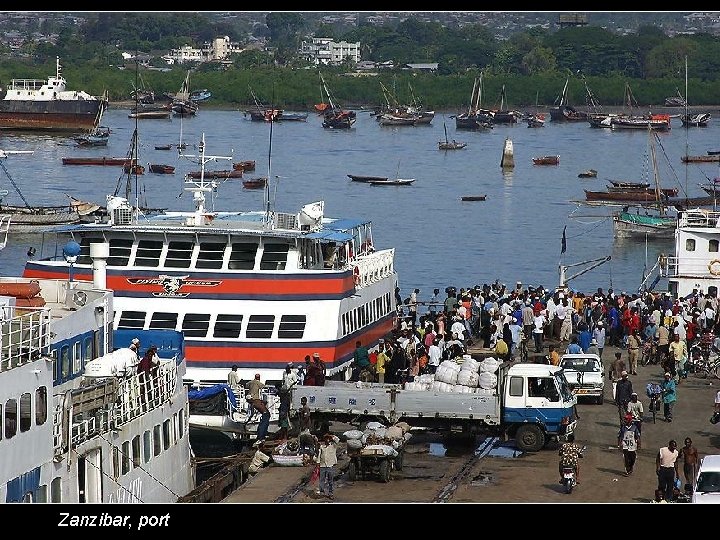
left=155, top=144, right=172, bottom=151
left=0, top=56, right=108, bottom=132
left=585, top=188, right=677, bottom=204
left=242, top=177, right=267, bottom=189
left=526, top=114, right=545, bottom=128
left=73, top=125, right=110, bottom=147
left=438, top=122, right=466, bottom=150
left=128, top=106, right=172, bottom=120
left=23, top=134, right=399, bottom=389
left=0, top=264, right=194, bottom=503
left=681, top=112, right=711, bottom=127
left=319, top=73, right=356, bottom=130
left=171, top=71, right=198, bottom=117
left=455, top=74, right=494, bottom=130
left=62, top=157, right=137, bottom=166
left=233, top=160, right=256, bottom=172
left=190, top=89, right=213, bottom=103
left=681, top=155, right=720, bottom=164
left=347, top=174, right=389, bottom=183
left=549, top=77, right=589, bottom=122
left=460, top=195, right=487, bottom=201
left=491, top=84, right=524, bottom=124
left=577, top=169, right=598, bottom=178
left=0, top=150, right=83, bottom=231
left=149, top=163, right=175, bottom=174
left=369, top=178, right=415, bottom=186
left=532, top=155, right=560, bottom=166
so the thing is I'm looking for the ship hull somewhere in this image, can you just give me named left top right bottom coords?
left=0, top=100, right=105, bottom=131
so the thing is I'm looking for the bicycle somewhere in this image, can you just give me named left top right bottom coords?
left=649, top=392, right=662, bottom=424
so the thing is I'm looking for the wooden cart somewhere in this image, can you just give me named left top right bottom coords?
left=347, top=445, right=404, bottom=483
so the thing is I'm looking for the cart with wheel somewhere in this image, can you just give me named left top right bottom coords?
left=346, top=445, right=403, bottom=483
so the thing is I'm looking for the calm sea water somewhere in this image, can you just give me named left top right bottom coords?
left=1, top=106, right=719, bottom=301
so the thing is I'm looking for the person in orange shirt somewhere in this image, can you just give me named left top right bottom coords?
left=548, top=344, right=560, bottom=366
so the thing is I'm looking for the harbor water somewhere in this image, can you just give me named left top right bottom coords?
left=1, top=106, right=719, bottom=299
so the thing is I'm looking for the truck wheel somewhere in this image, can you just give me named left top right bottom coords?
left=394, top=451, right=404, bottom=471
left=347, top=461, right=357, bottom=481
left=596, top=392, right=604, bottom=405
left=379, top=460, right=391, bottom=483
left=515, top=424, right=545, bottom=452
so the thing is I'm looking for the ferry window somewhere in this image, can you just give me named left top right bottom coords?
left=108, top=238, right=133, bottom=266
left=214, top=314, right=243, bottom=339
left=73, top=341, right=82, bottom=374
left=135, top=239, right=163, bottom=267
left=246, top=315, right=275, bottom=339
left=260, top=243, right=289, bottom=270
left=61, top=345, right=70, bottom=379
left=19, top=392, right=31, bottom=432
left=5, top=398, right=17, bottom=438
left=50, top=478, right=61, bottom=503
left=196, top=242, right=226, bottom=269
left=143, top=430, right=152, bottom=463
left=173, top=413, right=179, bottom=445
left=113, top=446, right=119, bottom=479
left=121, top=441, right=131, bottom=474
left=278, top=315, right=306, bottom=339
left=35, top=485, right=48, bottom=503
left=165, top=241, right=194, bottom=268
left=149, top=312, right=178, bottom=330
left=711, top=240, right=719, bottom=253
left=686, top=238, right=696, bottom=251
left=83, top=337, right=93, bottom=365
left=50, top=349, right=57, bottom=382
left=178, top=409, right=185, bottom=439
left=35, top=386, right=47, bottom=426
left=153, top=424, right=162, bottom=456
left=229, top=242, right=258, bottom=270
left=508, top=376, right=524, bottom=397
left=163, top=419, right=171, bottom=450
left=182, top=313, right=210, bottom=337
left=77, top=237, right=104, bottom=265
left=132, top=435, right=141, bottom=467
left=118, top=311, right=146, bottom=329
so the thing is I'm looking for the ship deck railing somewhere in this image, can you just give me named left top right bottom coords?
left=8, top=79, right=47, bottom=91
left=0, top=308, right=51, bottom=372
left=352, top=248, right=395, bottom=289
left=678, top=209, right=720, bottom=228
left=53, top=358, right=179, bottom=455
left=659, top=255, right=711, bottom=279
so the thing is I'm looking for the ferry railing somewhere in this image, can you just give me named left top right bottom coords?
left=660, top=255, right=710, bottom=278
left=0, top=307, right=50, bottom=372
left=352, top=248, right=395, bottom=289
left=679, top=210, right=720, bottom=228
left=53, top=359, right=179, bottom=455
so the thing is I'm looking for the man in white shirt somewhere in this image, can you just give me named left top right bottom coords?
left=451, top=316, right=466, bottom=342
left=428, top=339, right=442, bottom=372
left=533, top=311, right=547, bottom=353
left=282, top=363, right=299, bottom=391
left=554, top=300, right=567, bottom=340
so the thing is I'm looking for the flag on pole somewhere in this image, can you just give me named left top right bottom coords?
left=561, top=226, right=567, bottom=254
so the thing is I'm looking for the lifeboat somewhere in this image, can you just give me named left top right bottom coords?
left=0, top=281, right=41, bottom=298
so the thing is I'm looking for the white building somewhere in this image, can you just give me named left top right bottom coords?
left=299, top=37, right=361, bottom=65
left=164, top=37, right=245, bottom=65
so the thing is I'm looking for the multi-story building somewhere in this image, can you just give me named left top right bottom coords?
left=163, top=37, right=245, bottom=65
left=299, top=37, right=361, bottom=65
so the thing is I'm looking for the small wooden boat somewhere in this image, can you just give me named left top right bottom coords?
left=526, top=114, right=545, bottom=128
left=348, top=174, right=389, bottom=183
left=149, top=164, right=175, bottom=174
left=681, top=155, right=720, bottom=163
left=369, top=178, right=415, bottom=186
left=608, top=180, right=650, bottom=190
left=187, top=170, right=243, bottom=179
left=242, top=177, right=267, bottom=189
left=707, top=150, right=720, bottom=156
left=438, top=122, right=466, bottom=150
left=578, top=169, right=598, bottom=178
left=155, top=144, right=172, bottom=151
left=461, top=195, right=487, bottom=201
left=190, top=89, right=212, bottom=103
left=532, top=155, right=560, bottom=166
left=62, top=157, right=136, bottom=166
left=129, top=109, right=171, bottom=119
left=233, top=160, right=256, bottom=172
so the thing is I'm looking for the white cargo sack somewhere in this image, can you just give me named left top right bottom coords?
left=343, top=429, right=364, bottom=440
left=478, top=371, right=498, bottom=389
left=366, top=421, right=385, bottom=431
left=456, top=369, right=479, bottom=387
left=479, top=358, right=500, bottom=373
left=385, top=425, right=404, bottom=440
left=364, top=444, right=398, bottom=457
left=461, top=356, right=480, bottom=373
left=346, top=438, right=363, bottom=450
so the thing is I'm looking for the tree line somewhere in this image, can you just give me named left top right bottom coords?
left=0, top=13, right=718, bottom=109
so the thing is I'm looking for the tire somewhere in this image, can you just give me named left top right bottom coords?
left=565, top=479, right=574, bottom=494
left=379, top=459, right=391, bottom=483
left=515, top=424, right=545, bottom=452
left=347, top=461, right=357, bottom=481
left=596, top=392, right=604, bottom=405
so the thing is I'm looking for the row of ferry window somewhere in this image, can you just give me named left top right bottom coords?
left=341, top=293, right=393, bottom=337
left=0, top=387, right=49, bottom=441
left=18, top=407, right=187, bottom=503
left=78, top=238, right=290, bottom=270
left=117, top=312, right=307, bottom=339
left=50, top=332, right=104, bottom=385
left=113, top=408, right=186, bottom=479
left=686, top=238, right=720, bottom=252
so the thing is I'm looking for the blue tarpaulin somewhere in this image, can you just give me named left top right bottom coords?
left=188, top=383, right=237, bottom=408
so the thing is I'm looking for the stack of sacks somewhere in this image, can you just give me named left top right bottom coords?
left=478, top=357, right=499, bottom=390
left=343, top=429, right=365, bottom=450
left=433, top=359, right=461, bottom=390
left=405, top=373, right=434, bottom=391
left=456, top=354, right=480, bottom=388
left=248, top=449, right=271, bottom=474
left=350, top=421, right=410, bottom=454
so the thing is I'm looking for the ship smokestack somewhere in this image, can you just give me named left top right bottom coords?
left=90, top=242, right=109, bottom=289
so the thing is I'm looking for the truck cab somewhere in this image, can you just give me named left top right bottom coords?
left=559, top=353, right=605, bottom=404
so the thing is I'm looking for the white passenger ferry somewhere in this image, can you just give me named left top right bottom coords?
left=0, top=258, right=194, bottom=503
left=23, top=134, right=399, bottom=386
left=659, top=208, right=720, bottom=298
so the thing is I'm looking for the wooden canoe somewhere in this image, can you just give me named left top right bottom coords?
left=62, top=157, right=137, bottom=166
left=187, top=170, right=243, bottom=179
left=532, top=155, right=560, bottom=165
left=0, top=281, right=41, bottom=298
left=461, top=195, right=487, bottom=201
left=149, top=164, right=175, bottom=174
left=233, top=160, right=256, bottom=171
left=681, top=155, right=720, bottom=163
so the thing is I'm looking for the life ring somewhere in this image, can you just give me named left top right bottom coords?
left=709, top=259, right=720, bottom=276
left=353, top=266, right=360, bottom=286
